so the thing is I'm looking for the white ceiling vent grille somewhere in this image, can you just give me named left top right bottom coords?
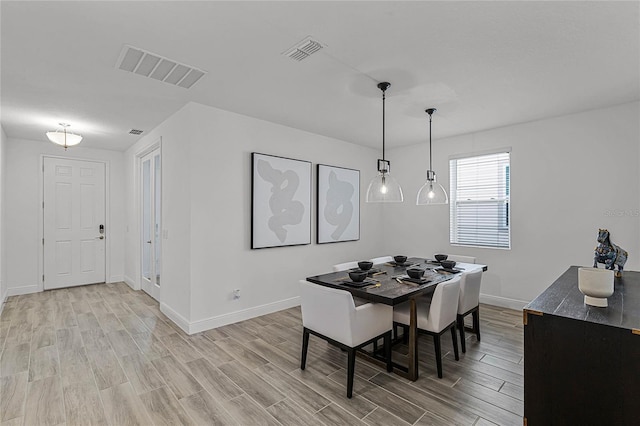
left=283, top=36, right=325, bottom=61
left=116, top=45, right=206, bottom=89
left=128, top=129, right=144, bottom=135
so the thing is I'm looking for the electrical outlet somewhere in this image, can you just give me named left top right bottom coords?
left=232, top=289, right=241, bottom=300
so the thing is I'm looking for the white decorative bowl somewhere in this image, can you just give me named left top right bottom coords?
left=578, top=267, right=614, bottom=307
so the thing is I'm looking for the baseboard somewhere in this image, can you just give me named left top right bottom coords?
left=123, top=275, right=137, bottom=290
left=0, top=282, right=7, bottom=315
left=7, top=285, right=40, bottom=297
left=480, top=293, right=529, bottom=311
left=160, top=302, right=191, bottom=334
left=108, top=275, right=124, bottom=284
left=188, top=296, right=301, bottom=335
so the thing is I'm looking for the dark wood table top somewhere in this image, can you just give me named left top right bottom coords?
left=524, top=266, right=640, bottom=330
left=306, top=257, right=486, bottom=306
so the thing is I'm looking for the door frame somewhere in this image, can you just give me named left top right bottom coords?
left=39, top=155, right=111, bottom=292
left=132, top=138, right=162, bottom=294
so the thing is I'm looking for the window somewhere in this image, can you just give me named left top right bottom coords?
left=449, top=150, right=511, bottom=249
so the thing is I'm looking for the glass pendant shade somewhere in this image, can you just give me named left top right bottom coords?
left=366, top=172, right=404, bottom=203
left=416, top=171, right=448, bottom=205
left=46, top=123, right=82, bottom=149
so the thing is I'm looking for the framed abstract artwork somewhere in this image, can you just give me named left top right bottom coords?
left=316, top=164, right=360, bottom=244
left=252, top=153, right=312, bottom=249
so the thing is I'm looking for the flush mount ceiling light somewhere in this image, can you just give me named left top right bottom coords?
left=365, top=82, right=404, bottom=203
left=46, top=123, right=83, bottom=150
left=416, top=108, right=448, bottom=205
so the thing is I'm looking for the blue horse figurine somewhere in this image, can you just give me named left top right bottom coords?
left=593, top=229, right=628, bottom=277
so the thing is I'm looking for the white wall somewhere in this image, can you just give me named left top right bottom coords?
left=125, top=102, right=386, bottom=333
left=123, top=105, right=194, bottom=326
left=385, top=101, right=640, bottom=308
left=125, top=100, right=638, bottom=331
left=0, top=126, right=7, bottom=306
left=4, top=138, right=125, bottom=296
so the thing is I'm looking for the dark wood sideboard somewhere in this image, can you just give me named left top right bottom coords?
left=523, top=266, right=640, bottom=425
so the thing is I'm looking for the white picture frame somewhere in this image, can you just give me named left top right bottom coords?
left=252, top=153, right=311, bottom=249
left=317, top=164, right=360, bottom=244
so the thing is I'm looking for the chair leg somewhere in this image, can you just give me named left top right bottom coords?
left=402, top=325, right=409, bottom=344
left=384, top=331, right=392, bottom=372
left=451, top=325, right=459, bottom=361
left=472, top=309, right=481, bottom=341
left=433, top=334, right=443, bottom=378
left=457, top=315, right=466, bottom=353
left=346, top=348, right=356, bottom=399
left=300, top=328, right=310, bottom=370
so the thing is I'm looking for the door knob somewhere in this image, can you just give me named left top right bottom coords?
left=96, top=236, right=104, bottom=240
left=146, top=240, right=152, bottom=244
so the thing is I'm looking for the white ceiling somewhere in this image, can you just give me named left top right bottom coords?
left=2, top=1, right=638, bottom=152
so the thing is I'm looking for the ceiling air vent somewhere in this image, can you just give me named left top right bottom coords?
left=283, top=36, right=325, bottom=61
left=116, top=45, right=206, bottom=89
left=129, top=129, right=144, bottom=135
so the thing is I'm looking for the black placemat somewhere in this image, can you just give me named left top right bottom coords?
left=387, top=261, right=412, bottom=267
left=342, top=279, right=376, bottom=288
left=437, top=268, right=463, bottom=274
left=403, top=277, right=432, bottom=284
left=348, top=267, right=381, bottom=276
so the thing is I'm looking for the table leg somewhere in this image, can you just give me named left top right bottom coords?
left=408, top=298, right=419, bottom=381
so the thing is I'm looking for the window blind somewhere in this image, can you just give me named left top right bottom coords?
left=449, top=151, right=511, bottom=249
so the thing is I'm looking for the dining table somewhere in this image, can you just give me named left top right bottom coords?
left=306, top=257, right=487, bottom=381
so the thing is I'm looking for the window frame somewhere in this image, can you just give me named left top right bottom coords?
left=449, top=148, right=511, bottom=250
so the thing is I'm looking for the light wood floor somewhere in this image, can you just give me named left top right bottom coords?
left=0, top=283, right=524, bottom=425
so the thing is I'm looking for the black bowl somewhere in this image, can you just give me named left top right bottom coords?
left=440, top=260, right=457, bottom=269
left=434, top=254, right=448, bottom=262
left=358, top=261, right=373, bottom=271
left=349, top=271, right=368, bottom=282
left=407, top=268, right=425, bottom=279
left=394, top=255, right=408, bottom=264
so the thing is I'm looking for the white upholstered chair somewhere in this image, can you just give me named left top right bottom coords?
left=332, top=261, right=360, bottom=272
left=456, top=269, right=483, bottom=352
left=370, top=255, right=393, bottom=265
left=299, top=280, right=393, bottom=398
left=445, top=254, right=476, bottom=264
left=393, top=275, right=461, bottom=378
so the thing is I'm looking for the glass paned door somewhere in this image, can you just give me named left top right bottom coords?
left=141, top=148, right=161, bottom=300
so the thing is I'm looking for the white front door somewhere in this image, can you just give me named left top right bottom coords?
left=43, top=157, right=106, bottom=289
left=141, top=149, right=161, bottom=300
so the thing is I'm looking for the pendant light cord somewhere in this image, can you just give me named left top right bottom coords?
left=377, top=82, right=390, bottom=165
left=428, top=112, right=432, bottom=171
left=382, top=87, right=386, bottom=162
left=426, top=108, right=437, bottom=172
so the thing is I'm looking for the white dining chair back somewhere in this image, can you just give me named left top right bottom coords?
left=370, top=256, right=393, bottom=265
left=456, top=269, right=483, bottom=352
left=392, top=275, right=462, bottom=378
left=332, top=261, right=359, bottom=272
left=426, top=275, right=461, bottom=333
left=458, top=269, right=483, bottom=315
left=445, top=254, right=476, bottom=264
left=300, top=280, right=356, bottom=345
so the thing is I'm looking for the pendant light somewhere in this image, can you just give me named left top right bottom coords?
left=365, top=82, right=404, bottom=203
left=416, top=108, right=448, bottom=205
left=46, top=123, right=83, bottom=150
